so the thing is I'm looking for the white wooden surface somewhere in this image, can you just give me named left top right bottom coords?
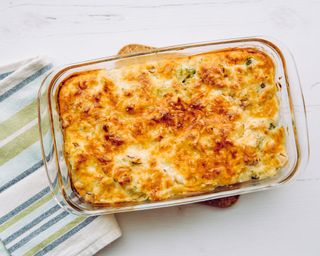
left=0, top=0, right=319, bottom=255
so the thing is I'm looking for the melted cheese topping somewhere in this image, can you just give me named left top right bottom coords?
left=58, top=48, right=287, bottom=205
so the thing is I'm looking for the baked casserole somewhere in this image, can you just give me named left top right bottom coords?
left=58, top=47, right=288, bottom=205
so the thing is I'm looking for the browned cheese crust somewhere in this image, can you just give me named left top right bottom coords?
left=58, top=48, right=287, bottom=205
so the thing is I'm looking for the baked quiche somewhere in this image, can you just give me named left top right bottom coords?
left=58, top=48, right=287, bottom=205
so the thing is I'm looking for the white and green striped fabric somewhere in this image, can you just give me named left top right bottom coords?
left=0, top=58, right=121, bottom=256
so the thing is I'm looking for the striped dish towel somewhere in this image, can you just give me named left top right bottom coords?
left=0, top=57, right=121, bottom=256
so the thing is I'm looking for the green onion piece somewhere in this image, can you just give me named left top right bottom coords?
left=245, top=58, right=253, bottom=66
left=177, top=68, right=196, bottom=83
left=269, top=123, right=276, bottom=130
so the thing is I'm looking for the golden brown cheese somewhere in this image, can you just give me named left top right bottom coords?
left=58, top=48, right=287, bottom=205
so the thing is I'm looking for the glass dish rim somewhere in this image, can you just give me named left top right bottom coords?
left=38, top=36, right=310, bottom=215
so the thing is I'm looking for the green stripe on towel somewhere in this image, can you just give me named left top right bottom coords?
left=0, top=100, right=37, bottom=141
left=0, top=187, right=50, bottom=225
left=24, top=217, right=86, bottom=256
left=2, top=204, right=61, bottom=245
left=8, top=211, right=70, bottom=253
left=0, top=193, right=52, bottom=233
left=0, top=120, right=49, bottom=166
left=34, top=217, right=96, bottom=256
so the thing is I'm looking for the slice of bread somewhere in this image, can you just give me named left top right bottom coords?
left=118, top=44, right=156, bottom=56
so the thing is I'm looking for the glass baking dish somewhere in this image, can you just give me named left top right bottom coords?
left=38, top=36, right=309, bottom=215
